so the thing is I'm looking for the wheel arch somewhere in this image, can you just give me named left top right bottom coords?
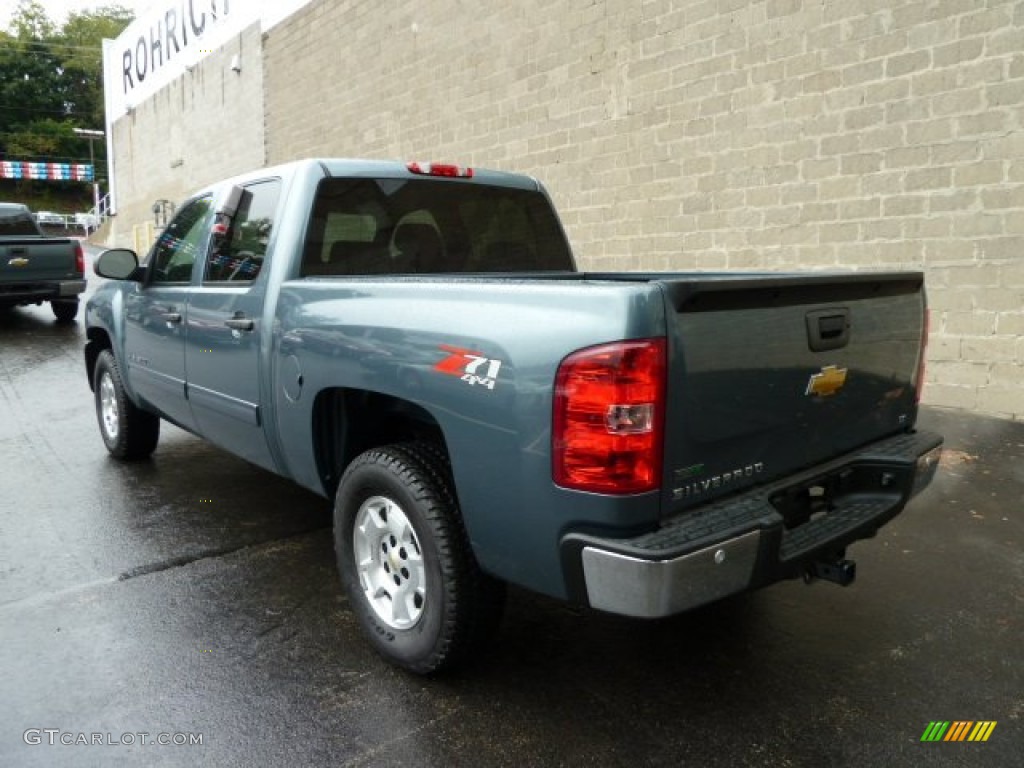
left=311, top=387, right=449, bottom=499
left=84, top=326, right=113, bottom=392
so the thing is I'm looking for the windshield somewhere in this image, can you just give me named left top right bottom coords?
left=301, top=178, right=574, bottom=276
left=0, top=208, right=41, bottom=237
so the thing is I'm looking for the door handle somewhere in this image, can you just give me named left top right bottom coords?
left=225, top=315, right=254, bottom=332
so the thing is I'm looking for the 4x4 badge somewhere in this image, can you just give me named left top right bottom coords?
left=806, top=365, right=848, bottom=397
left=434, top=344, right=503, bottom=391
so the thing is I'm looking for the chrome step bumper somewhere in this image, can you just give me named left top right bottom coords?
left=562, top=430, right=943, bottom=618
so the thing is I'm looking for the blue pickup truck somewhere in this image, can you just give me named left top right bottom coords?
left=85, top=159, right=942, bottom=673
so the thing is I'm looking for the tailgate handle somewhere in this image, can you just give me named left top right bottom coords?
left=806, top=308, right=850, bottom=352
left=819, top=316, right=845, bottom=338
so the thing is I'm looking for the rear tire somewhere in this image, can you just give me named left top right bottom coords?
left=52, top=300, right=78, bottom=323
left=93, top=349, right=160, bottom=460
left=334, top=442, right=505, bottom=674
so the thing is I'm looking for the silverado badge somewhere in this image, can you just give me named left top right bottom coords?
left=806, top=365, right=848, bottom=397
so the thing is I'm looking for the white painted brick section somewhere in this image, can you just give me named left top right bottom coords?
left=107, top=25, right=266, bottom=251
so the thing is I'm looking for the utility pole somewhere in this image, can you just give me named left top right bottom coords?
left=73, top=127, right=104, bottom=226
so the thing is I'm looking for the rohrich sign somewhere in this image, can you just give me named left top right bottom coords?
left=103, top=1, right=260, bottom=118
left=100, top=0, right=309, bottom=212
left=119, top=2, right=239, bottom=94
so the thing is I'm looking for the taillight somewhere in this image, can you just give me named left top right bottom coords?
left=553, top=338, right=666, bottom=494
left=407, top=161, right=474, bottom=178
left=915, top=308, right=930, bottom=403
left=74, top=241, right=85, bottom=275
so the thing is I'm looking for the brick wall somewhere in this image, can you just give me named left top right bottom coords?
left=108, top=24, right=266, bottom=252
left=111, top=0, right=1024, bottom=419
left=261, top=0, right=1023, bottom=419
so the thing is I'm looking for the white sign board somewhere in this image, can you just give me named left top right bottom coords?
left=101, top=0, right=311, bottom=213
left=104, top=2, right=254, bottom=116
left=103, top=0, right=312, bottom=117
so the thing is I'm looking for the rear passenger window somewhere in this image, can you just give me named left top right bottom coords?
left=0, top=206, right=40, bottom=236
left=300, top=177, right=573, bottom=276
left=308, top=213, right=377, bottom=270
left=204, top=179, right=281, bottom=283
left=324, top=213, right=376, bottom=247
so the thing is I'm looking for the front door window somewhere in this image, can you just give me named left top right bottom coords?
left=149, top=197, right=213, bottom=284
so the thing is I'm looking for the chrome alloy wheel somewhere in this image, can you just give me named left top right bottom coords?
left=353, top=495, right=426, bottom=630
left=99, top=371, right=120, bottom=440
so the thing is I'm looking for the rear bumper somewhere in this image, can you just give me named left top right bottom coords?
left=561, top=430, right=943, bottom=618
left=0, top=279, right=86, bottom=304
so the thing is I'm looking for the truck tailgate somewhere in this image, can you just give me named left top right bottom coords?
left=0, top=238, right=79, bottom=282
left=658, top=272, right=926, bottom=515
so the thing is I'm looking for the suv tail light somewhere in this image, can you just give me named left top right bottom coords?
left=73, top=241, right=84, bottom=275
left=914, top=308, right=930, bottom=403
left=553, top=338, right=666, bottom=494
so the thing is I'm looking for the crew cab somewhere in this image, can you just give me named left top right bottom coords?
left=84, top=159, right=942, bottom=673
left=1, top=203, right=85, bottom=321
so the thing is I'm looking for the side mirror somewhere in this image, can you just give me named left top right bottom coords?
left=95, top=248, right=142, bottom=281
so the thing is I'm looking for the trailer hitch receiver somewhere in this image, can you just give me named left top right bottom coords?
left=805, top=558, right=856, bottom=586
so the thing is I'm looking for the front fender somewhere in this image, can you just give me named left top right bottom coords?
left=84, top=284, right=134, bottom=401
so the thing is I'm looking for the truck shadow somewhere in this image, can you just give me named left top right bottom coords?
left=0, top=304, right=82, bottom=331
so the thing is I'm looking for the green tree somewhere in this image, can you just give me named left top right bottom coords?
left=8, top=0, right=56, bottom=38
left=1, top=1, right=133, bottom=207
left=0, top=2, right=63, bottom=149
left=61, top=6, right=136, bottom=133
left=4, top=118, right=70, bottom=158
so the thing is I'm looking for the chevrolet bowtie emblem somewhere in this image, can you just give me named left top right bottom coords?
left=7, top=257, right=29, bottom=267
left=806, top=365, right=848, bottom=397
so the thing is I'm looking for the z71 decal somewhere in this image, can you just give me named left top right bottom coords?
left=434, top=344, right=503, bottom=390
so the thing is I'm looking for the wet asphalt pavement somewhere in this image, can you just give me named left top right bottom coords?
left=0, top=250, right=1021, bottom=767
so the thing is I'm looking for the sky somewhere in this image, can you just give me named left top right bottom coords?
left=0, top=0, right=150, bottom=31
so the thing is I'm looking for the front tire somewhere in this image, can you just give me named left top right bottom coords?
left=93, top=349, right=160, bottom=460
left=334, top=442, right=505, bottom=674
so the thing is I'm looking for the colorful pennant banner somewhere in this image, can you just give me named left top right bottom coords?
left=0, top=161, right=94, bottom=181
